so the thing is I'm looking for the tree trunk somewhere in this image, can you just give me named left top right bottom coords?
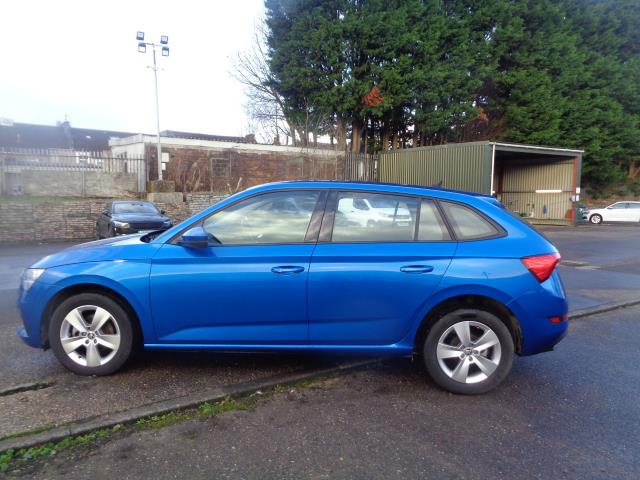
left=290, top=125, right=297, bottom=146
left=381, top=123, right=390, bottom=152
left=336, top=116, right=347, bottom=151
left=351, top=119, right=363, bottom=153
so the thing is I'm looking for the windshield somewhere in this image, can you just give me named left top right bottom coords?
left=113, top=202, right=159, bottom=215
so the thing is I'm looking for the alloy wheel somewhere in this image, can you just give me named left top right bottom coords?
left=59, top=305, right=121, bottom=368
left=436, top=320, right=502, bottom=384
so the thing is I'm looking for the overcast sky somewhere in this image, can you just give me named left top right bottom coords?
left=0, top=0, right=265, bottom=136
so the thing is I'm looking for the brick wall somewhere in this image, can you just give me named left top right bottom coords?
left=0, top=194, right=229, bottom=243
left=184, top=193, right=228, bottom=215
left=147, top=145, right=344, bottom=192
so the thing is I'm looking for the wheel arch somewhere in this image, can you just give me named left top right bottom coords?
left=414, top=294, right=523, bottom=355
left=40, top=283, right=143, bottom=349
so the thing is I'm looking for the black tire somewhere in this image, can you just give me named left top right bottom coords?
left=49, top=293, right=135, bottom=376
left=423, top=309, right=514, bottom=395
left=589, top=214, right=602, bottom=225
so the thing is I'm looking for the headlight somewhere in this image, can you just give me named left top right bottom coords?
left=163, top=220, right=172, bottom=226
left=113, top=221, right=130, bottom=228
left=21, top=268, right=45, bottom=292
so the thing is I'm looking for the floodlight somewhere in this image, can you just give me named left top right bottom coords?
left=136, top=31, right=145, bottom=41
left=138, top=42, right=146, bottom=53
left=160, top=35, right=169, bottom=45
left=162, top=46, right=169, bottom=57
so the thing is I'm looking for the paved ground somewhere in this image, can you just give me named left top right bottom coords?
left=545, top=224, right=640, bottom=310
left=0, top=223, right=638, bottom=439
left=8, top=305, right=640, bottom=480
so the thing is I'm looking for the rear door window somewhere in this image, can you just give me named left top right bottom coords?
left=332, top=192, right=418, bottom=242
left=440, top=201, right=500, bottom=240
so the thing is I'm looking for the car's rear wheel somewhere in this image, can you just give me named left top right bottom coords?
left=423, top=309, right=514, bottom=395
left=49, top=293, right=135, bottom=375
left=589, top=214, right=603, bottom=224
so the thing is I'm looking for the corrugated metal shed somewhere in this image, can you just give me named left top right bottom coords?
left=377, top=141, right=583, bottom=225
left=379, top=142, right=492, bottom=193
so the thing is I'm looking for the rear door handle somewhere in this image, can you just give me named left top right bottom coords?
left=400, top=265, right=434, bottom=274
left=271, top=265, right=305, bottom=275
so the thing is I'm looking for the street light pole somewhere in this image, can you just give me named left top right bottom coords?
left=137, top=32, right=169, bottom=181
left=151, top=46, right=163, bottom=181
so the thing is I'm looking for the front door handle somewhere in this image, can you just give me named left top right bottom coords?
left=271, top=265, right=305, bottom=275
left=400, top=265, right=434, bottom=274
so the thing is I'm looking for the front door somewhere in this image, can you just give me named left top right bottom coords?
left=308, top=192, right=457, bottom=346
left=149, top=190, right=323, bottom=345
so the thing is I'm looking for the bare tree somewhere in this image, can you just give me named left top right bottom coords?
left=230, top=22, right=294, bottom=145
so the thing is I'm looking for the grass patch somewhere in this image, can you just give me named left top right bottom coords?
left=135, top=411, right=184, bottom=430
left=0, top=425, right=123, bottom=473
left=198, top=398, right=246, bottom=417
left=135, top=397, right=246, bottom=431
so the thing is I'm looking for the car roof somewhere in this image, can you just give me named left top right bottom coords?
left=248, top=180, right=493, bottom=200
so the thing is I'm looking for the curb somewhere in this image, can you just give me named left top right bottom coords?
left=569, top=299, right=640, bottom=320
left=0, top=358, right=379, bottom=454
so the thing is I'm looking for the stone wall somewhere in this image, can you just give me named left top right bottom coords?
left=0, top=193, right=229, bottom=243
left=0, top=200, right=109, bottom=243
left=18, top=171, right=138, bottom=197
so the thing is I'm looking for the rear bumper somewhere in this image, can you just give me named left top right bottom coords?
left=508, top=270, right=569, bottom=356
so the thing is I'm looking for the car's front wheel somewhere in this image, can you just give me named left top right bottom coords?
left=423, top=309, right=514, bottom=395
left=49, top=293, right=135, bottom=375
left=589, top=214, right=603, bottom=224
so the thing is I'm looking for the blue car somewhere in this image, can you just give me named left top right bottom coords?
left=18, top=181, right=568, bottom=394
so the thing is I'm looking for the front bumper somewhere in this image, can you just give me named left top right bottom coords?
left=17, top=280, right=60, bottom=349
left=114, top=226, right=169, bottom=236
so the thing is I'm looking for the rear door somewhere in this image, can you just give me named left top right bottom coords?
left=627, top=202, right=640, bottom=221
left=307, top=191, right=457, bottom=346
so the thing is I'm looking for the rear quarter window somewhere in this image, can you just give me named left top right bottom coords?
left=440, top=201, right=500, bottom=240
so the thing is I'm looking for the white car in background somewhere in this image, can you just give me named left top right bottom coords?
left=585, top=201, right=640, bottom=224
left=338, top=196, right=412, bottom=227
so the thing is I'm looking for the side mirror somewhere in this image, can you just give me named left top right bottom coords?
left=160, top=209, right=166, bottom=214
left=179, top=226, right=209, bottom=248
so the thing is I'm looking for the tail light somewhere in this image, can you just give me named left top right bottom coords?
left=521, top=253, right=561, bottom=282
